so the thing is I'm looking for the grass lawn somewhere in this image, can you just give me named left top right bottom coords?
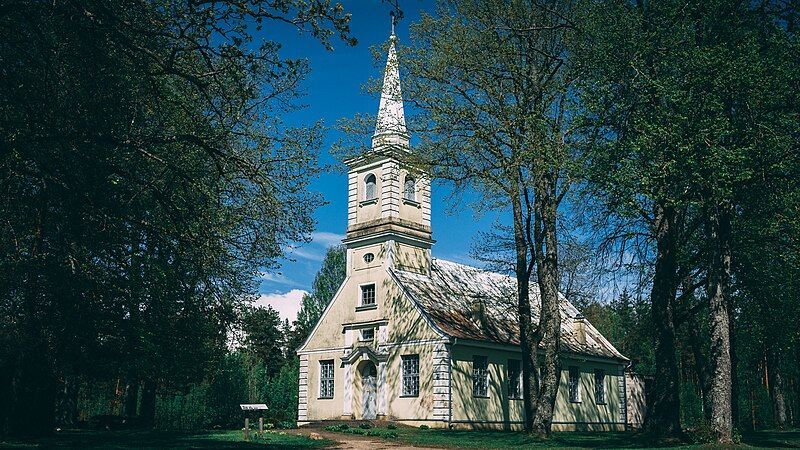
left=0, top=429, right=332, bottom=450
left=331, top=425, right=800, bottom=449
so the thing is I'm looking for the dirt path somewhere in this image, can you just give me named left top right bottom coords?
left=287, top=427, right=438, bottom=450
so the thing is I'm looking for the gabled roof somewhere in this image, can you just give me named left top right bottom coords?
left=390, top=258, right=628, bottom=362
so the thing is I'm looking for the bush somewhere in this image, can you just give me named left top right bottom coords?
left=276, top=420, right=295, bottom=429
left=351, top=428, right=366, bottom=435
left=385, top=431, right=399, bottom=438
left=386, top=423, right=397, bottom=430
left=418, top=424, right=429, bottom=430
left=359, top=422, right=372, bottom=429
left=338, top=423, right=349, bottom=430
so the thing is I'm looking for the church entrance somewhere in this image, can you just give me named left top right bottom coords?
left=360, top=361, right=377, bottom=419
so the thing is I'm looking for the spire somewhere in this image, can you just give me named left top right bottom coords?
left=372, top=24, right=409, bottom=149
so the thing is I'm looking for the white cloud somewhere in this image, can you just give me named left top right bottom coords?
left=285, top=246, right=326, bottom=262
left=311, top=231, right=344, bottom=247
left=254, top=289, right=308, bottom=323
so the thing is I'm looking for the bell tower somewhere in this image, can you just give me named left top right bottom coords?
left=342, top=29, right=433, bottom=275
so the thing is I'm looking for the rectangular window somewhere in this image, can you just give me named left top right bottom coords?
left=508, top=359, right=522, bottom=399
left=319, top=360, right=334, bottom=399
left=473, top=355, right=489, bottom=397
left=360, top=284, right=376, bottom=306
left=568, top=366, right=581, bottom=403
left=594, top=369, right=606, bottom=404
left=401, top=355, right=420, bottom=397
left=361, top=328, right=375, bottom=341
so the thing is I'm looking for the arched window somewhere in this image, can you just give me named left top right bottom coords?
left=364, top=173, right=377, bottom=200
left=403, top=176, right=416, bottom=201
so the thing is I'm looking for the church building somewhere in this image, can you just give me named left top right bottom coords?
left=297, top=30, right=634, bottom=431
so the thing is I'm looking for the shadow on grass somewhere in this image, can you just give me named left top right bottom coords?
left=0, top=429, right=331, bottom=450
left=395, top=428, right=800, bottom=449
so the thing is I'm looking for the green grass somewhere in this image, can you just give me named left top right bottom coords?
left=0, top=429, right=332, bottom=450
left=327, top=426, right=800, bottom=449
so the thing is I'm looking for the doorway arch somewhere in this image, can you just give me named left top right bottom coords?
left=359, top=361, right=378, bottom=419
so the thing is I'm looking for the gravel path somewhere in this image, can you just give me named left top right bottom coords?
left=287, top=427, right=439, bottom=450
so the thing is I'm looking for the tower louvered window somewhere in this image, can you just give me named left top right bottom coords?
left=403, top=176, right=416, bottom=201
left=365, top=174, right=377, bottom=200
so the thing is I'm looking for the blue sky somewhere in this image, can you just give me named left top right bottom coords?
left=255, top=1, right=504, bottom=319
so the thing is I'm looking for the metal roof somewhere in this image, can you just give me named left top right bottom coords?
left=391, top=258, right=628, bottom=361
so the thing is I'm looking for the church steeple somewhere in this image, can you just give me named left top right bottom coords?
left=343, top=24, right=432, bottom=276
left=372, top=30, right=409, bottom=149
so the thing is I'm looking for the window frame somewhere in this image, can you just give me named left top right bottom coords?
left=360, top=327, right=375, bottom=341
left=594, top=369, right=606, bottom=405
left=472, top=355, right=489, bottom=398
left=403, top=176, right=416, bottom=202
left=507, top=359, right=522, bottom=400
left=364, top=173, right=377, bottom=201
left=358, top=283, right=376, bottom=309
left=319, top=360, right=335, bottom=399
left=568, top=366, right=581, bottom=403
left=401, top=354, right=420, bottom=397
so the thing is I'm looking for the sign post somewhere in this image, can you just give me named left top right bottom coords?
left=239, top=404, right=268, bottom=441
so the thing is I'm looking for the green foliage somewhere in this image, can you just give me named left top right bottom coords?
left=288, top=245, right=346, bottom=351
left=0, top=0, right=354, bottom=436
left=418, top=424, right=429, bottom=430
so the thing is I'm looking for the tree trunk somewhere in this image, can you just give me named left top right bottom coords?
left=511, top=191, right=537, bottom=433
left=769, top=352, right=788, bottom=429
left=530, top=171, right=561, bottom=436
left=139, top=379, right=157, bottom=428
left=122, top=377, right=139, bottom=417
left=687, top=312, right=711, bottom=421
left=56, top=376, right=79, bottom=427
left=706, top=205, right=733, bottom=444
left=728, top=303, right=740, bottom=429
left=645, top=203, right=682, bottom=437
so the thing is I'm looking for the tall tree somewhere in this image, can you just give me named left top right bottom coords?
left=576, top=0, right=800, bottom=441
left=288, top=245, right=347, bottom=351
left=402, top=0, right=577, bottom=435
left=0, top=0, right=353, bottom=435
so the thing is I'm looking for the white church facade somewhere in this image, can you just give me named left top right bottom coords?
left=296, top=31, right=635, bottom=431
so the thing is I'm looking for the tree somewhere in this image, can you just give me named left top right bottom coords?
left=402, top=0, right=577, bottom=435
left=288, top=245, right=347, bottom=352
left=575, top=0, right=800, bottom=441
left=0, top=0, right=353, bottom=435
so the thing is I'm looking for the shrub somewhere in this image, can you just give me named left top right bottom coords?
left=338, top=423, right=349, bottom=430
left=276, top=420, right=295, bottom=429
left=386, top=423, right=397, bottom=430
left=385, top=431, right=399, bottom=438
left=418, top=424, right=429, bottom=430
left=351, top=428, right=366, bottom=435
left=359, top=422, right=372, bottom=429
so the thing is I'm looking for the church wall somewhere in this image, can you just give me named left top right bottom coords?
left=552, top=359, right=624, bottom=429
left=383, top=342, right=442, bottom=421
left=393, top=242, right=430, bottom=275
left=351, top=163, right=384, bottom=224
left=302, top=350, right=347, bottom=421
left=449, top=345, right=526, bottom=426
left=449, top=344, right=624, bottom=429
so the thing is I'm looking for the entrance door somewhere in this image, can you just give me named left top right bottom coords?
left=361, top=362, right=377, bottom=419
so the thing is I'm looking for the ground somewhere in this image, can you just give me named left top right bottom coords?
left=1, top=427, right=798, bottom=449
